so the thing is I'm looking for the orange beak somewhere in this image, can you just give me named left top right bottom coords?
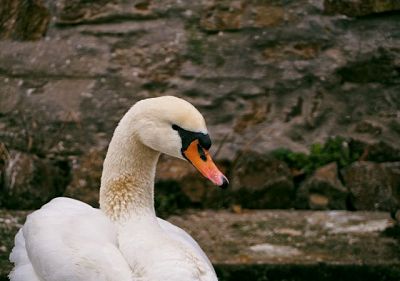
left=183, top=140, right=229, bottom=188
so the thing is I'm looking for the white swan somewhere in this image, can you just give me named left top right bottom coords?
left=9, top=96, right=228, bottom=281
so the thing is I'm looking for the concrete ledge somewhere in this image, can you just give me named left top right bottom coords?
left=1, top=210, right=399, bottom=281
left=215, top=264, right=400, bottom=281
left=170, top=210, right=400, bottom=280
left=168, top=210, right=399, bottom=265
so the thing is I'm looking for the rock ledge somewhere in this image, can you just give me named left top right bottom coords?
left=1, top=209, right=399, bottom=281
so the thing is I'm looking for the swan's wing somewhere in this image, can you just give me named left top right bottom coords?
left=9, top=229, right=41, bottom=281
left=157, top=217, right=216, bottom=275
left=9, top=197, right=133, bottom=281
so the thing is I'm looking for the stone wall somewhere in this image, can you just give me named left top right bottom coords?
left=0, top=0, right=399, bottom=215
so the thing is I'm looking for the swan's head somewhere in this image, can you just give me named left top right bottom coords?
left=126, top=96, right=228, bottom=188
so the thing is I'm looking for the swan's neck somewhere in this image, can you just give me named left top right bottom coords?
left=99, top=126, right=160, bottom=221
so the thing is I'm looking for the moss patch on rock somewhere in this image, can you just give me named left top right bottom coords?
left=271, top=136, right=363, bottom=175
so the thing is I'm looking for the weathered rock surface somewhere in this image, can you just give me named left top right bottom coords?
left=231, top=152, right=294, bottom=209
left=385, top=162, right=400, bottom=222
left=343, top=161, right=400, bottom=212
left=169, top=210, right=399, bottom=267
left=324, top=0, right=400, bottom=16
left=63, top=148, right=105, bottom=207
left=0, top=0, right=400, bottom=208
left=0, top=150, right=68, bottom=209
left=0, top=0, right=50, bottom=40
left=296, top=162, right=348, bottom=210
left=1, top=209, right=399, bottom=280
left=364, top=141, right=400, bottom=163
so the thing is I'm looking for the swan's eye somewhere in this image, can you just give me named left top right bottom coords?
left=198, top=135, right=211, bottom=150
left=172, top=124, right=211, bottom=152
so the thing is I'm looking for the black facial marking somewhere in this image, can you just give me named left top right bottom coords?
left=198, top=134, right=211, bottom=150
left=172, top=124, right=212, bottom=154
left=197, top=143, right=207, bottom=161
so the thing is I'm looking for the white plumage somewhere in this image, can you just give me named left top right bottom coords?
left=9, top=96, right=223, bottom=281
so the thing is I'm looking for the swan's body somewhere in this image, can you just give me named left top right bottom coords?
left=9, top=96, right=227, bottom=281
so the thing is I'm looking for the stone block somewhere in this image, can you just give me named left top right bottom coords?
left=325, top=0, right=400, bottom=17
left=296, top=163, right=348, bottom=210
left=231, top=152, right=294, bottom=209
left=0, top=150, right=68, bottom=209
left=343, top=161, right=399, bottom=212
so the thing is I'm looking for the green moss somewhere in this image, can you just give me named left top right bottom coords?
left=272, top=136, right=362, bottom=174
left=271, top=148, right=308, bottom=171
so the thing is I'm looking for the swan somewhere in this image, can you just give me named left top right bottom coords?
left=9, top=96, right=228, bottom=281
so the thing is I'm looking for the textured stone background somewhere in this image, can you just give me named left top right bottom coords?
left=0, top=0, right=399, bottom=215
